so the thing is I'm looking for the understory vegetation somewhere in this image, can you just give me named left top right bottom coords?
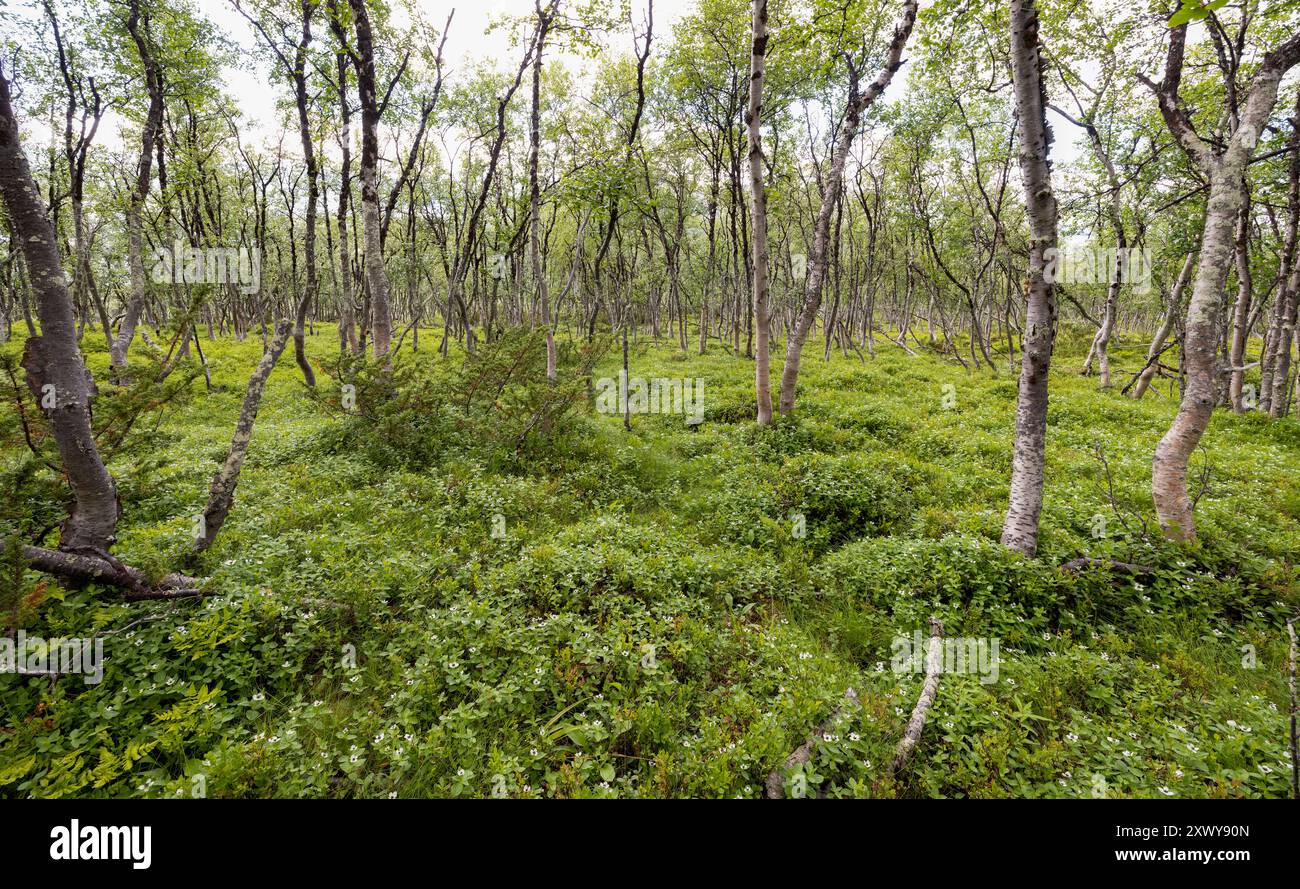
left=2, top=325, right=1296, bottom=799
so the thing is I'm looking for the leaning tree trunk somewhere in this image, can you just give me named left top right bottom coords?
left=1148, top=26, right=1300, bottom=538
left=1000, top=0, right=1059, bottom=557
left=1132, top=252, right=1194, bottom=400
left=195, top=319, right=291, bottom=552
left=1152, top=168, right=1246, bottom=536
left=776, top=0, right=917, bottom=415
left=747, top=0, right=773, bottom=425
left=0, top=61, right=120, bottom=553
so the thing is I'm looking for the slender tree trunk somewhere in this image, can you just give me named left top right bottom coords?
left=347, top=0, right=392, bottom=364
left=110, top=0, right=164, bottom=373
left=747, top=0, right=773, bottom=425
left=1268, top=97, right=1300, bottom=415
left=195, top=319, right=291, bottom=552
left=1132, top=252, right=1194, bottom=400
left=529, top=1, right=558, bottom=379
left=776, top=0, right=917, bottom=414
left=292, top=1, right=319, bottom=386
left=1228, top=194, right=1253, bottom=411
left=1001, top=0, right=1059, bottom=557
left=332, top=35, right=359, bottom=357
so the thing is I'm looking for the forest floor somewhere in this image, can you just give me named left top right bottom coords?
left=2, top=323, right=1298, bottom=798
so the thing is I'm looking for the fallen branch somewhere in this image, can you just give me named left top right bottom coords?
left=1060, top=557, right=1156, bottom=577
left=888, top=617, right=943, bottom=779
left=764, top=686, right=861, bottom=799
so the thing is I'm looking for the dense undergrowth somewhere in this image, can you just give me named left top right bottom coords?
left=1, top=323, right=1297, bottom=798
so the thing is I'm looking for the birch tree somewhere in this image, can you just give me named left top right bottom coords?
left=746, top=0, right=773, bottom=424
left=1000, top=0, right=1059, bottom=557
left=1143, top=22, right=1300, bottom=539
left=776, top=0, right=917, bottom=415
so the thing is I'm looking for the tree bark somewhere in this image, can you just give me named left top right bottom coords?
left=347, top=0, right=393, bottom=364
left=1268, top=97, right=1300, bottom=418
left=889, top=617, right=943, bottom=778
left=747, top=0, right=773, bottom=425
left=1001, top=0, right=1059, bottom=557
left=0, top=60, right=120, bottom=553
left=529, top=1, right=558, bottom=380
left=292, top=0, right=319, bottom=386
left=1227, top=194, right=1253, bottom=411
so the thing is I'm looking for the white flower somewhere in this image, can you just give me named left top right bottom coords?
left=1158, top=786, right=1174, bottom=796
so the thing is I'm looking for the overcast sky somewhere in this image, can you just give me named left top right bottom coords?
left=13, top=0, right=1089, bottom=173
